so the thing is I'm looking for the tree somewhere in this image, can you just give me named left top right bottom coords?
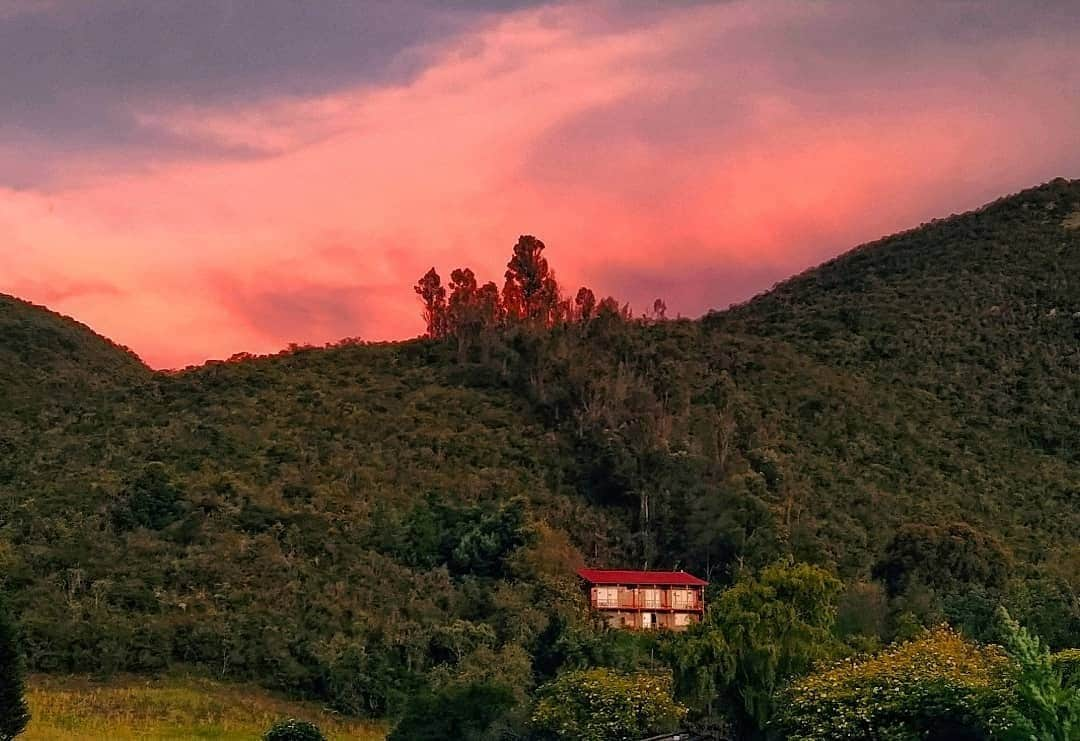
left=0, top=597, right=29, bottom=741
left=324, top=639, right=418, bottom=717
left=447, top=268, right=479, bottom=328
left=666, top=620, right=733, bottom=717
left=414, top=268, right=448, bottom=338
left=476, top=281, right=502, bottom=329
left=996, top=608, right=1080, bottom=740
left=873, top=522, right=1011, bottom=597
left=111, top=462, right=186, bottom=531
left=447, top=268, right=481, bottom=359
left=574, top=287, right=597, bottom=322
left=1004, top=572, right=1080, bottom=651
left=1054, top=649, right=1080, bottom=689
left=504, top=235, right=560, bottom=324
left=531, top=668, right=686, bottom=741
left=652, top=298, right=667, bottom=321
left=700, top=561, right=843, bottom=731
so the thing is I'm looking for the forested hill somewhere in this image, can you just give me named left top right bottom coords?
left=721, top=177, right=1080, bottom=461
left=0, top=294, right=148, bottom=405
left=1, top=179, right=1078, bottom=730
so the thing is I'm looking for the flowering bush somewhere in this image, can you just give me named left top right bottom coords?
left=531, top=668, right=686, bottom=741
left=776, top=627, right=1015, bottom=740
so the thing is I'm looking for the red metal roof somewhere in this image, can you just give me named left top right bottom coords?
left=577, top=568, right=708, bottom=586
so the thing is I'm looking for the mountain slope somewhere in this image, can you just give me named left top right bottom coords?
left=1, top=180, right=1077, bottom=716
left=0, top=294, right=148, bottom=394
left=722, top=177, right=1080, bottom=459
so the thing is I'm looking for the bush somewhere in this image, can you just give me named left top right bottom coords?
left=776, top=627, right=1015, bottom=740
left=263, top=718, right=325, bottom=741
left=531, top=668, right=686, bottom=741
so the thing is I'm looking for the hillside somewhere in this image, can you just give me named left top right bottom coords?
left=0, top=294, right=148, bottom=397
left=710, top=177, right=1080, bottom=567
left=723, top=177, right=1080, bottom=461
left=1, top=179, right=1078, bottom=730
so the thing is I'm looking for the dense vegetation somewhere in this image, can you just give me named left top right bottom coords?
left=1, top=179, right=1078, bottom=737
left=0, top=595, right=29, bottom=740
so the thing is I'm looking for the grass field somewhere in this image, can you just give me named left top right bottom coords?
left=24, top=675, right=387, bottom=740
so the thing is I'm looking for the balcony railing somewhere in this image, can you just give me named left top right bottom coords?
left=592, top=589, right=702, bottom=611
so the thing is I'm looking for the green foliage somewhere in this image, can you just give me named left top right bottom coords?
left=2, top=179, right=1080, bottom=724
left=706, top=561, right=843, bottom=730
left=873, top=522, right=1012, bottom=598
left=665, top=616, right=733, bottom=715
left=388, top=680, right=518, bottom=741
left=530, top=668, right=686, bottom=741
left=263, top=718, right=326, bottom=741
left=532, top=615, right=663, bottom=684
left=111, top=463, right=186, bottom=531
left=379, top=496, right=534, bottom=577
left=322, top=638, right=422, bottom=718
left=995, top=608, right=1080, bottom=740
left=777, top=627, right=1015, bottom=740
left=1053, top=650, right=1080, bottom=689
left=0, top=596, right=29, bottom=741
left=1004, top=573, right=1080, bottom=652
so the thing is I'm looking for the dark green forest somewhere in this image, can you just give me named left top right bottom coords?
left=1, top=179, right=1078, bottom=738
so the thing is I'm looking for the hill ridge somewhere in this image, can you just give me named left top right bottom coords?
left=0, top=177, right=1077, bottom=721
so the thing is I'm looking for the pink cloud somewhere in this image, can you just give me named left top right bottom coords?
left=2, top=1, right=1078, bottom=368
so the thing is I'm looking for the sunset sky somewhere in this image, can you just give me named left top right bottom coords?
left=2, top=0, right=1079, bottom=368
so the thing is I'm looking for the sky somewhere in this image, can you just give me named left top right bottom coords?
left=2, top=0, right=1079, bottom=369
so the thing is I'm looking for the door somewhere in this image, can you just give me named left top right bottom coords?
left=643, top=612, right=657, bottom=629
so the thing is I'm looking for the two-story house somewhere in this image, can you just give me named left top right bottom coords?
left=577, top=568, right=707, bottom=631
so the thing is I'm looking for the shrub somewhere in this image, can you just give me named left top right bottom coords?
left=531, top=668, right=686, bottom=741
left=776, top=627, right=1015, bottom=740
left=263, top=719, right=325, bottom=741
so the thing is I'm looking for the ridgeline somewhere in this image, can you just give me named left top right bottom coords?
left=1, top=179, right=1078, bottom=734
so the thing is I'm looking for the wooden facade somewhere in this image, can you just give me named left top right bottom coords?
left=577, top=568, right=707, bottom=631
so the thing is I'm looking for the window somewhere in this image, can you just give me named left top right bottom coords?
left=595, top=587, right=619, bottom=607
left=674, top=612, right=691, bottom=627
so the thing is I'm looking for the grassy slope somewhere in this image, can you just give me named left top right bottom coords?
left=25, top=675, right=385, bottom=740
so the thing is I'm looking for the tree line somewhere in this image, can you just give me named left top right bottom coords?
left=414, top=234, right=655, bottom=354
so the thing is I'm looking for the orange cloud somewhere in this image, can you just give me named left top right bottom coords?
left=2, top=1, right=1078, bottom=368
